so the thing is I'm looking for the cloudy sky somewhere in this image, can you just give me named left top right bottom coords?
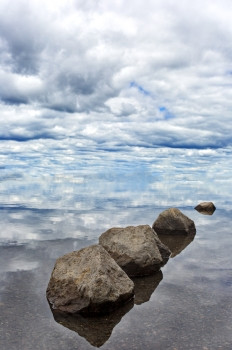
left=1, top=0, right=232, bottom=151
left=1, top=0, right=232, bottom=213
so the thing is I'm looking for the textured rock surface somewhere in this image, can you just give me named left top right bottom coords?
left=46, top=244, right=134, bottom=314
left=195, top=202, right=216, bottom=215
left=99, top=225, right=166, bottom=276
left=51, top=299, right=134, bottom=347
left=152, top=208, right=196, bottom=235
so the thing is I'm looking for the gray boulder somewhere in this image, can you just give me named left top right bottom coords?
left=99, top=225, right=169, bottom=277
left=195, top=201, right=216, bottom=215
left=152, top=208, right=196, bottom=235
left=46, top=244, right=134, bottom=314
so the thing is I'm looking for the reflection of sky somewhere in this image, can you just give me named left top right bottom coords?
left=0, top=210, right=231, bottom=349
left=0, top=142, right=232, bottom=348
left=1, top=144, right=232, bottom=212
left=1, top=142, right=232, bottom=244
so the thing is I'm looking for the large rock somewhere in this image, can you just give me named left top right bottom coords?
left=99, top=225, right=170, bottom=277
left=152, top=208, right=196, bottom=235
left=195, top=201, right=216, bottom=215
left=46, top=244, right=134, bottom=314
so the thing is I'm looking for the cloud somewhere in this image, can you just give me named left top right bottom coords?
left=0, top=0, right=232, bottom=150
left=1, top=137, right=232, bottom=212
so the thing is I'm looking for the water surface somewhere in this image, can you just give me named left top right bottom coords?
left=0, top=147, right=232, bottom=349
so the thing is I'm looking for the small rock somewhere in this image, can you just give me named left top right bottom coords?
left=152, top=208, right=196, bottom=235
left=99, top=225, right=168, bottom=276
left=194, top=202, right=216, bottom=215
left=46, top=244, right=134, bottom=314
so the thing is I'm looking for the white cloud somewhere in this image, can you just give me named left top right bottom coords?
left=0, top=0, right=232, bottom=150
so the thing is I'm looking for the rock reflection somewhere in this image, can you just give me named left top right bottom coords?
left=157, top=233, right=195, bottom=258
left=50, top=299, right=134, bottom=347
left=49, top=271, right=164, bottom=346
left=132, top=270, right=163, bottom=305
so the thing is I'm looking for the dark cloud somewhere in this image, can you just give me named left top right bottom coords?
left=0, top=134, right=56, bottom=142
left=1, top=96, right=28, bottom=105
left=0, top=2, right=46, bottom=74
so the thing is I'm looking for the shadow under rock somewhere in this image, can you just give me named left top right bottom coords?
left=132, top=270, right=163, bottom=305
left=194, top=206, right=216, bottom=216
left=157, top=233, right=195, bottom=258
left=50, top=299, right=134, bottom=348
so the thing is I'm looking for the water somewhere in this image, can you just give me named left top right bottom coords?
left=0, top=145, right=232, bottom=349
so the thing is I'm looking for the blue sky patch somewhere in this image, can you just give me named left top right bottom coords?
left=159, top=106, right=175, bottom=120
left=130, top=81, right=150, bottom=96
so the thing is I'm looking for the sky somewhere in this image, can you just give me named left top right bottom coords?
left=0, top=0, right=232, bottom=211
left=0, top=0, right=232, bottom=150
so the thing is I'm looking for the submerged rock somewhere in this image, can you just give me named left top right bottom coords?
left=194, top=202, right=216, bottom=215
left=157, top=233, right=195, bottom=258
left=152, top=208, right=196, bottom=235
left=46, top=244, right=134, bottom=314
left=50, top=299, right=134, bottom=347
left=99, top=225, right=169, bottom=277
left=132, top=270, right=163, bottom=305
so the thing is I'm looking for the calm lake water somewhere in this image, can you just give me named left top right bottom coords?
left=0, top=146, right=232, bottom=349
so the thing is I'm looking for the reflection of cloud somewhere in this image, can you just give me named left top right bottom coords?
left=1, top=144, right=232, bottom=214
left=0, top=244, right=40, bottom=273
left=7, top=259, right=39, bottom=272
left=0, top=212, right=232, bottom=349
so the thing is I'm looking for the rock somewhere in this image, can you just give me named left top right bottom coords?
left=99, top=225, right=168, bottom=277
left=194, top=202, right=216, bottom=215
left=50, top=299, right=134, bottom=347
left=157, top=233, right=195, bottom=258
left=46, top=244, right=134, bottom=314
left=132, top=270, right=163, bottom=305
left=152, top=208, right=196, bottom=235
